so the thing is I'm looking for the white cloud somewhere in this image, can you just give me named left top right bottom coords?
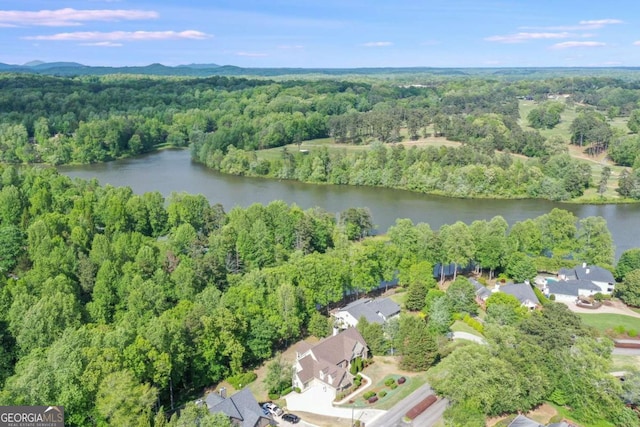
left=485, top=32, right=570, bottom=43
left=236, top=51, right=268, bottom=57
left=24, top=30, right=210, bottom=41
left=0, top=8, right=157, bottom=27
left=520, top=19, right=623, bottom=32
left=579, top=19, right=623, bottom=27
left=634, top=41, right=640, bottom=46
left=277, top=45, right=304, bottom=49
left=362, top=41, right=393, bottom=47
left=551, top=41, right=606, bottom=49
left=79, top=41, right=123, bottom=47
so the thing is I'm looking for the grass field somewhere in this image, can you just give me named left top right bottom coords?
left=250, top=97, right=636, bottom=203
left=518, top=98, right=630, bottom=201
left=577, top=313, right=640, bottom=332
left=612, top=354, right=640, bottom=371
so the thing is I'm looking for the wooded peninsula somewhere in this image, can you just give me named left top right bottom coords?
left=1, top=72, right=640, bottom=202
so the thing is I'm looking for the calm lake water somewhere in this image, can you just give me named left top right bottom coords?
left=59, top=149, right=640, bottom=259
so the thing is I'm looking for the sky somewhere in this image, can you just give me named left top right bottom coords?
left=1, top=0, right=640, bottom=68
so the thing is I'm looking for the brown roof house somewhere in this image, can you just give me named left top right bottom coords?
left=292, top=328, right=368, bottom=394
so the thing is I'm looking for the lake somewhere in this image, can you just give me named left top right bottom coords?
left=59, top=149, right=640, bottom=259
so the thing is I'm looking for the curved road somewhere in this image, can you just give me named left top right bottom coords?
left=368, top=384, right=448, bottom=427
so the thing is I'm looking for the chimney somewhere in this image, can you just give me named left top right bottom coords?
left=333, top=326, right=340, bottom=336
left=586, top=268, right=590, bottom=275
left=582, top=262, right=587, bottom=268
left=219, top=387, right=227, bottom=399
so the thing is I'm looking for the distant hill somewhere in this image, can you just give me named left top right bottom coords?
left=177, top=63, right=221, bottom=69
left=1, top=61, right=640, bottom=79
left=23, top=60, right=46, bottom=67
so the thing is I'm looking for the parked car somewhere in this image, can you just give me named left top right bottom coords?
left=262, top=402, right=283, bottom=417
left=282, top=413, right=300, bottom=423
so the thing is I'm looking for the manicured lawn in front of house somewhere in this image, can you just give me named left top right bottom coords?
left=337, top=356, right=429, bottom=411
left=577, top=313, right=640, bottom=334
left=340, top=372, right=429, bottom=411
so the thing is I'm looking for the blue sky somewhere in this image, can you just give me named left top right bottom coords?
left=1, top=0, right=640, bottom=67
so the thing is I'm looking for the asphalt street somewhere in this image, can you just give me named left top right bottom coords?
left=368, top=384, right=447, bottom=427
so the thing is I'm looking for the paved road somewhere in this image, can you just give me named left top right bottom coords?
left=450, top=331, right=486, bottom=344
left=368, top=384, right=442, bottom=427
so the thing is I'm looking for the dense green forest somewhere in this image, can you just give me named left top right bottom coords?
left=0, top=164, right=636, bottom=425
left=1, top=73, right=640, bottom=200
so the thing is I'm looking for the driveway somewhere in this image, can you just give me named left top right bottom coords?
left=285, top=385, right=385, bottom=426
left=561, top=300, right=640, bottom=319
left=450, top=331, right=486, bottom=344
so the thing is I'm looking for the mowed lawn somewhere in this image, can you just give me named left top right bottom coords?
left=577, top=313, right=640, bottom=333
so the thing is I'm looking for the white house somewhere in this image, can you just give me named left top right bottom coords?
left=332, top=297, right=400, bottom=329
left=558, top=264, right=615, bottom=294
left=546, top=263, right=616, bottom=303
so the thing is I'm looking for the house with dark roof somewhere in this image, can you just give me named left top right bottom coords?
left=545, top=279, right=602, bottom=304
left=558, top=263, right=615, bottom=294
left=548, top=263, right=616, bottom=303
left=499, top=283, right=540, bottom=310
left=204, top=388, right=273, bottom=427
left=292, top=328, right=368, bottom=394
left=333, top=297, right=400, bottom=329
left=468, top=278, right=492, bottom=304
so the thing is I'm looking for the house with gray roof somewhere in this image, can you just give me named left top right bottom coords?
left=508, top=414, right=570, bottom=427
left=293, top=328, right=368, bottom=394
left=558, top=263, right=615, bottom=294
left=204, top=388, right=272, bottom=427
left=545, top=279, right=602, bottom=304
left=499, top=283, right=540, bottom=309
left=468, top=278, right=492, bottom=303
left=550, top=263, right=615, bottom=303
left=333, top=297, right=400, bottom=329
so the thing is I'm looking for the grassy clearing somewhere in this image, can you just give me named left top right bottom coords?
left=450, top=320, right=484, bottom=337
left=612, top=354, right=640, bottom=371
left=577, top=313, right=640, bottom=332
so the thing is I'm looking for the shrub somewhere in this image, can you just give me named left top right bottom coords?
left=384, top=378, right=395, bottom=387
left=462, top=314, right=484, bottom=334
left=614, top=325, right=627, bottom=335
left=549, top=415, right=563, bottom=423
left=226, top=372, right=257, bottom=389
left=390, top=383, right=398, bottom=390
left=379, top=390, right=387, bottom=398
left=354, top=377, right=362, bottom=387
left=368, top=396, right=378, bottom=404
left=268, top=393, right=280, bottom=400
left=629, top=329, right=638, bottom=338
left=294, top=387, right=301, bottom=393
left=363, top=391, right=376, bottom=400
left=549, top=294, right=556, bottom=301
left=281, top=386, right=293, bottom=395
left=593, top=292, right=605, bottom=302
left=397, top=377, right=406, bottom=385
